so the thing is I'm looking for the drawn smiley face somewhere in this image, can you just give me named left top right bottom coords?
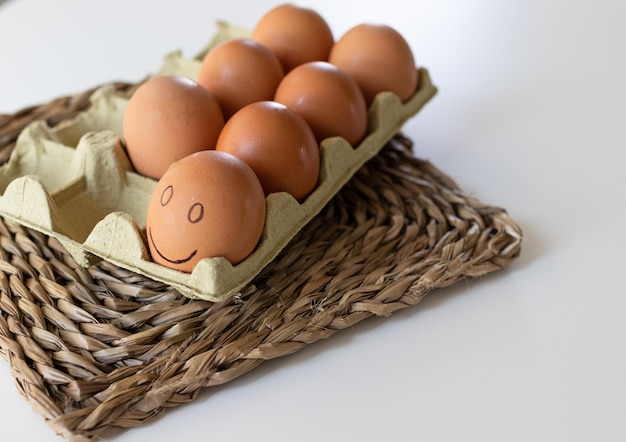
left=145, top=150, right=266, bottom=273
left=147, top=184, right=204, bottom=266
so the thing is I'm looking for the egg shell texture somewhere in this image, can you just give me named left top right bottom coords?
left=216, top=101, right=320, bottom=202
left=251, top=3, right=334, bottom=72
left=329, top=23, right=418, bottom=105
left=146, top=150, right=266, bottom=272
left=122, top=75, right=224, bottom=180
left=197, top=38, right=284, bottom=120
left=274, top=61, right=368, bottom=146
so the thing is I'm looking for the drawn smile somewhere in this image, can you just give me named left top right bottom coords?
left=148, top=228, right=198, bottom=265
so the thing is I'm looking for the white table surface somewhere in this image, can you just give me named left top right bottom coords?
left=1, top=0, right=625, bottom=441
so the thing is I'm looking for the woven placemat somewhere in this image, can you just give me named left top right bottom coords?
left=0, top=84, right=522, bottom=441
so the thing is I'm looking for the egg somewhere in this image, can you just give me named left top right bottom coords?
left=329, top=23, right=418, bottom=105
left=122, top=75, right=224, bottom=180
left=251, top=3, right=334, bottom=72
left=197, top=38, right=284, bottom=120
left=145, top=150, right=266, bottom=272
left=274, top=61, right=367, bottom=146
left=216, top=101, right=319, bottom=202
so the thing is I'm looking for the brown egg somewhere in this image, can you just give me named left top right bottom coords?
left=274, top=61, right=367, bottom=146
left=197, top=38, right=284, bottom=120
left=329, top=23, right=418, bottom=105
left=216, top=101, right=319, bottom=202
left=146, top=150, right=266, bottom=272
left=122, top=75, right=224, bottom=180
left=251, top=3, right=334, bottom=72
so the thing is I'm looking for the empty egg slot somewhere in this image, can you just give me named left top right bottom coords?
left=50, top=130, right=155, bottom=244
left=0, top=122, right=77, bottom=196
left=52, top=86, right=128, bottom=148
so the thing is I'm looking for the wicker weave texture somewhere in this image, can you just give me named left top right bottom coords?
left=0, top=86, right=522, bottom=441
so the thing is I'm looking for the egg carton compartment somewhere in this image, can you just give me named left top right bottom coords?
left=0, top=22, right=437, bottom=301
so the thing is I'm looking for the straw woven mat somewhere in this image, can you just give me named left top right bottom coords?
left=0, top=83, right=523, bottom=441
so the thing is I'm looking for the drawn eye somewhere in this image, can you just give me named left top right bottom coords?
left=188, top=203, right=204, bottom=223
left=161, top=185, right=174, bottom=206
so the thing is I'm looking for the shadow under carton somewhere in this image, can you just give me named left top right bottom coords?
left=0, top=22, right=437, bottom=301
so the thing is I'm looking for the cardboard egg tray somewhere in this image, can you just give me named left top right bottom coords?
left=0, top=23, right=437, bottom=301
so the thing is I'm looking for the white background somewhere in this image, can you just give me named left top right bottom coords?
left=1, top=0, right=625, bottom=441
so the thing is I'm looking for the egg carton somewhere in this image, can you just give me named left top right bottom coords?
left=0, top=22, right=437, bottom=301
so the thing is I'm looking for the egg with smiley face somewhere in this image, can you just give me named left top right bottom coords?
left=145, top=150, right=266, bottom=272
